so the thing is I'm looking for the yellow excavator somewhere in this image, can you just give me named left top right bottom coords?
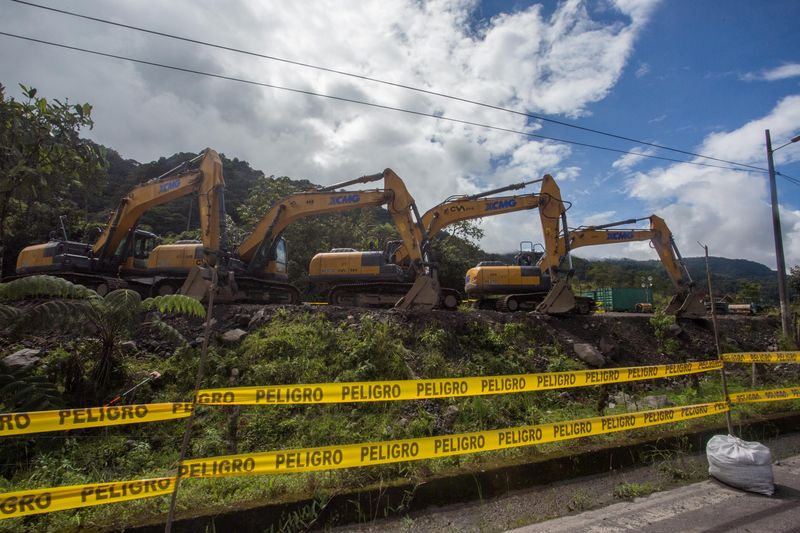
left=309, top=175, right=564, bottom=309
left=463, top=173, right=595, bottom=313
left=181, top=168, right=442, bottom=310
left=15, top=149, right=226, bottom=295
left=466, top=214, right=706, bottom=318
left=540, top=215, right=706, bottom=317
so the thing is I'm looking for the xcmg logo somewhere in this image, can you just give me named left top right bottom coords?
left=606, top=231, right=634, bottom=240
left=329, top=194, right=360, bottom=205
left=159, top=179, right=181, bottom=193
left=485, top=199, right=516, bottom=211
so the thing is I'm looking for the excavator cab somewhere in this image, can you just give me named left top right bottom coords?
left=125, top=230, right=159, bottom=269
left=514, top=241, right=544, bottom=267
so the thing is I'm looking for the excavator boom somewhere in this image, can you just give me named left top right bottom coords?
left=392, top=180, right=544, bottom=265
left=93, top=149, right=225, bottom=261
left=542, top=215, right=705, bottom=318
left=15, top=149, right=226, bottom=296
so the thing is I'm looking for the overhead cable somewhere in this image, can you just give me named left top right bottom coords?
left=0, top=31, right=767, bottom=175
left=8, top=0, right=770, bottom=173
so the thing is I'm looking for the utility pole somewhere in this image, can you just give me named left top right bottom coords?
left=765, top=129, right=799, bottom=339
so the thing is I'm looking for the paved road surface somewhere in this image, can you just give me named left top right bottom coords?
left=509, top=454, right=800, bottom=533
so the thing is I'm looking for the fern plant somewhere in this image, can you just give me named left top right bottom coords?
left=0, top=363, right=62, bottom=412
left=0, top=275, right=206, bottom=398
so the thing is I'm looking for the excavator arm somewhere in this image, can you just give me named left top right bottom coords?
left=391, top=177, right=548, bottom=266
left=541, top=215, right=705, bottom=318
left=237, top=171, right=398, bottom=273
left=184, top=168, right=439, bottom=309
left=93, top=149, right=226, bottom=262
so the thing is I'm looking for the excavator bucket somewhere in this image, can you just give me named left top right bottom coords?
left=665, top=290, right=707, bottom=319
left=180, top=266, right=241, bottom=302
left=179, top=265, right=215, bottom=301
left=536, top=279, right=577, bottom=315
left=395, top=275, right=440, bottom=311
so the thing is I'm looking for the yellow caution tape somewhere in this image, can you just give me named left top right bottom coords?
left=0, top=401, right=727, bottom=519
left=0, top=477, right=176, bottom=519
left=195, top=361, right=723, bottom=405
left=721, top=351, right=800, bottom=363
left=0, top=403, right=193, bottom=437
left=730, top=386, right=800, bottom=404
left=179, top=401, right=729, bottom=477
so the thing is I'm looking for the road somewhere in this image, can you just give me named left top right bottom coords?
left=510, top=454, right=800, bottom=533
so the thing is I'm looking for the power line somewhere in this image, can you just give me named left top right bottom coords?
left=9, top=0, right=770, bottom=174
left=0, top=31, right=766, bottom=176
left=778, top=172, right=800, bottom=187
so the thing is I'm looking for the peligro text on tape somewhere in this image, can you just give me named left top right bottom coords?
left=730, top=387, right=800, bottom=404
left=0, top=401, right=728, bottom=520
left=721, top=351, right=800, bottom=363
left=179, top=401, right=729, bottom=477
left=0, top=403, right=193, bottom=437
left=0, top=477, right=176, bottom=520
left=195, top=360, right=722, bottom=405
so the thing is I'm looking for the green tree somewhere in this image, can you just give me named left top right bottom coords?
left=736, top=280, right=762, bottom=304
left=789, top=265, right=800, bottom=301
left=0, top=275, right=205, bottom=400
left=0, top=84, right=105, bottom=275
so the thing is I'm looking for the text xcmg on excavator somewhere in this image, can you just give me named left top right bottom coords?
left=15, top=149, right=226, bottom=295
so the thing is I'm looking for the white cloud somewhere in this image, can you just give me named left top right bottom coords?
left=635, top=62, right=650, bottom=78
left=742, top=63, right=800, bottom=82
left=578, top=210, right=617, bottom=226
left=0, top=0, right=659, bottom=253
left=624, top=95, right=800, bottom=265
left=611, top=146, right=657, bottom=171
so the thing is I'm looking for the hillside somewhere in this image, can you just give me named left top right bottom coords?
left=0, top=299, right=794, bottom=532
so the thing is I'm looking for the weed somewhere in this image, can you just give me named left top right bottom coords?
left=649, top=309, right=679, bottom=356
left=612, top=482, right=661, bottom=499
left=567, top=489, right=591, bottom=511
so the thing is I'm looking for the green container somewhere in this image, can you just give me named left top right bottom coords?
left=593, top=287, right=650, bottom=312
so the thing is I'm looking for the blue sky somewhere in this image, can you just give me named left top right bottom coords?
left=1, top=0, right=799, bottom=266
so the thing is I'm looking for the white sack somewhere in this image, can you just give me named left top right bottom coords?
left=706, top=434, right=774, bottom=496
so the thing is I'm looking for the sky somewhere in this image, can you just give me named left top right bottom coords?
left=1, top=0, right=800, bottom=268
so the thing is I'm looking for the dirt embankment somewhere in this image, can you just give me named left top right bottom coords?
left=200, top=304, right=781, bottom=368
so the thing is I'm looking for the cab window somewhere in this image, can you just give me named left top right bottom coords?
left=133, top=235, right=157, bottom=259
left=275, top=239, right=287, bottom=273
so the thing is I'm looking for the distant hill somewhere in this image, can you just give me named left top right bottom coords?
left=478, top=251, right=780, bottom=304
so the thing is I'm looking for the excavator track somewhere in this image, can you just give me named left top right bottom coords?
left=327, top=283, right=461, bottom=310
left=223, top=276, right=300, bottom=304
left=475, top=292, right=595, bottom=314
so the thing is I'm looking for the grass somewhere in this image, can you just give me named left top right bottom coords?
left=0, top=311, right=797, bottom=532
left=612, top=481, right=662, bottom=499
